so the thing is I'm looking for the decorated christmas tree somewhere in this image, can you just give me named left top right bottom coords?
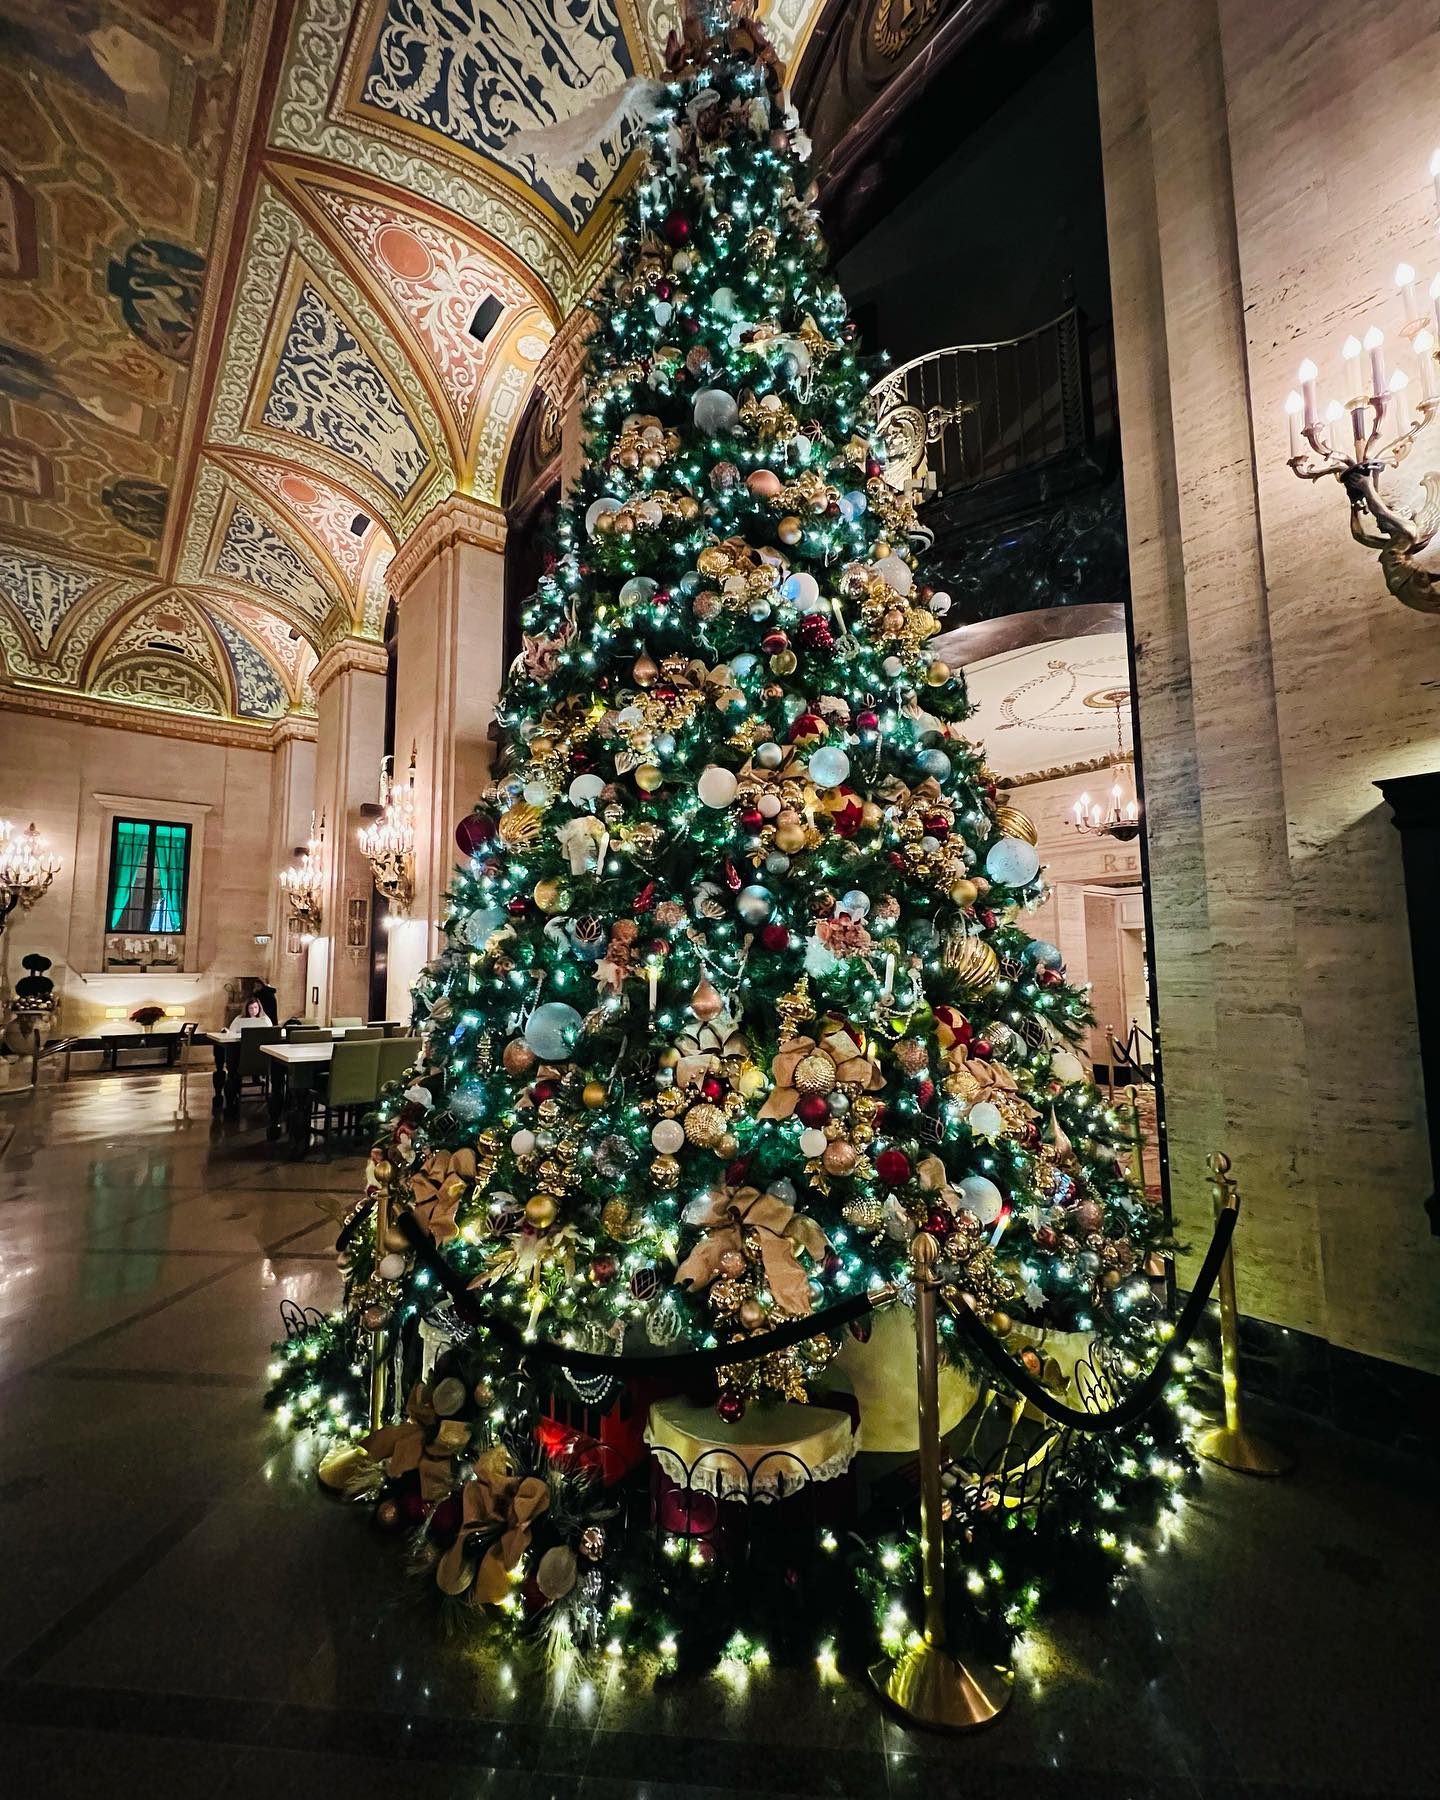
left=269, top=1, right=1189, bottom=1674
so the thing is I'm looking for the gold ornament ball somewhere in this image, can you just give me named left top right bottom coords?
left=770, top=649, right=798, bottom=676
left=777, top=515, right=803, bottom=546
left=602, top=1197, right=639, bottom=1241
left=949, top=936, right=1000, bottom=996
left=987, top=1310, right=1013, bottom=1337
left=718, top=1248, right=746, bottom=1278
left=823, top=1140, right=859, bottom=1177
left=525, top=1192, right=559, bottom=1229
left=716, top=1132, right=739, bottom=1159
left=534, top=877, right=568, bottom=913
left=925, top=659, right=951, bottom=687
left=503, top=1039, right=537, bottom=1076
left=794, top=1051, right=837, bottom=1095
left=698, top=546, right=730, bottom=576
left=996, top=805, right=1038, bottom=845
left=841, top=1191, right=881, bottom=1226
left=582, top=1079, right=608, bottom=1108
left=774, top=819, right=807, bottom=853
left=650, top=1153, right=681, bottom=1189
left=683, top=1102, right=726, bottom=1147
left=949, top=878, right=979, bottom=909
left=677, top=495, right=701, bottom=521
left=635, top=764, right=664, bottom=793
left=738, top=1296, right=766, bottom=1330
left=594, top=510, right=616, bottom=536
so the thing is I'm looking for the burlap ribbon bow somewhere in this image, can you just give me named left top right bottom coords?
left=759, top=1026, right=883, bottom=1120
left=674, top=1185, right=828, bottom=1316
left=408, top=1147, right=477, bottom=1246
left=435, top=1448, right=551, bottom=1605
left=363, top=1383, right=470, bottom=1502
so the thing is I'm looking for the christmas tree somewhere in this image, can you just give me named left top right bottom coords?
left=269, top=1, right=1185, bottom=1670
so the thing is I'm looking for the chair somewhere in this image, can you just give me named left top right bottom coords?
left=310, top=1040, right=380, bottom=1144
left=235, top=1025, right=281, bottom=1101
left=284, top=1026, right=329, bottom=1043
left=343, top=1025, right=383, bottom=1040
left=377, top=1036, right=420, bottom=1090
left=331, top=1016, right=363, bottom=1029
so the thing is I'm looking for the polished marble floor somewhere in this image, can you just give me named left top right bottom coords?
left=0, top=1073, right=1433, bottom=1800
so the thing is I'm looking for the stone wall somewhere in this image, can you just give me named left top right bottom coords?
left=1094, top=0, right=1440, bottom=1373
left=1, top=712, right=280, bottom=1036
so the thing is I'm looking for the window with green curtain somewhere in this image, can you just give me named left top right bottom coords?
left=107, top=818, right=191, bottom=934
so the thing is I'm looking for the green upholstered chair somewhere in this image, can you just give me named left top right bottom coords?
left=343, top=1025, right=383, bottom=1039
left=284, top=1026, right=329, bottom=1043
left=377, top=1036, right=420, bottom=1090
left=311, top=1040, right=381, bottom=1144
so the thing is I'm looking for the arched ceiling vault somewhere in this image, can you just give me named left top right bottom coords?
left=0, top=0, right=830, bottom=736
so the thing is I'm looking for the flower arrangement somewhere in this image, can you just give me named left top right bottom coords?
left=129, top=1004, right=166, bottom=1032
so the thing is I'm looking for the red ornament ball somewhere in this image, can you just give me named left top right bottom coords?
left=716, top=1389, right=746, bottom=1424
left=788, top=710, right=826, bottom=743
left=739, top=807, right=763, bottom=832
left=970, top=1038, right=992, bottom=1059
left=455, top=812, right=494, bottom=856
left=857, top=710, right=879, bottom=732
left=925, top=1210, right=951, bottom=1239
left=876, top=1148, right=911, bottom=1186
left=701, top=1073, right=725, bottom=1101
left=663, top=213, right=691, bottom=245
left=796, top=1093, right=829, bottom=1127
left=760, top=922, right=790, bottom=951
left=506, top=897, right=528, bottom=916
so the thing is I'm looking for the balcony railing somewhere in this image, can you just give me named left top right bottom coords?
left=870, top=306, right=1113, bottom=504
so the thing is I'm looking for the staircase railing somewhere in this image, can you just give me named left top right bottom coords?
left=870, top=306, right=1110, bottom=501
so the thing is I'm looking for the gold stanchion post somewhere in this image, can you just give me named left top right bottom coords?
left=1196, top=1152, right=1292, bottom=1476
left=1124, top=1082, right=1145, bottom=1186
left=368, top=1323, right=390, bottom=1432
left=870, top=1231, right=1014, bottom=1731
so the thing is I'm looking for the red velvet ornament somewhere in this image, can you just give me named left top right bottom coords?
left=454, top=812, right=494, bottom=856
left=797, top=616, right=834, bottom=651
left=888, top=852, right=907, bottom=870
left=796, top=1093, right=829, bottom=1126
left=760, top=922, right=790, bottom=951
left=876, top=1148, right=911, bottom=1185
left=916, top=1079, right=935, bottom=1109
left=788, top=710, right=825, bottom=743
left=657, top=279, right=672, bottom=299
left=830, top=792, right=863, bottom=837
left=663, top=213, right=691, bottom=245
left=922, top=814, right=949, bottom=839
left=532, top=1079, right=559, bottom=1103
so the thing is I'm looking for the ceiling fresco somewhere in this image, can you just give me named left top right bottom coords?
left=0, top=0, right=830, bottom=735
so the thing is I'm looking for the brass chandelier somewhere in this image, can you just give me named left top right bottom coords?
left=357, top=746, right=416, bottom=916
left=1071, top=698, right=1141, bottom=842
left=278, top=811, right=326, bottom=940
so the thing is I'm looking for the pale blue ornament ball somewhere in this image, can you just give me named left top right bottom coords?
left=524, top=1002, right=584, bottom=1061
left=985, top=838, right=1041, bottom=887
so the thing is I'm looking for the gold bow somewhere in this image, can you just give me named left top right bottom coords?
left=674, top=1185, right=828, bottom=1316
left=408, top=1147, right=477, bottom=1246
left=435, top=1447, right=551, bottom=1606
left=759, top=1027, right=883, bottom=1120
left=363, top=1384, right=470, bottom=1502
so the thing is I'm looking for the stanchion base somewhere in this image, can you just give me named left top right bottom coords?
left=870, top=1638, right=1014, bottom=1733
left=1196, top=1423, right=1293, bottom=1476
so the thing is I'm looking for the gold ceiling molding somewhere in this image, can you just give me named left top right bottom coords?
left=389, top=494, right=509, bottom=598
left=1001, top=755, right=1117, bottom=790
left=0, top=680, right=315, bottom=751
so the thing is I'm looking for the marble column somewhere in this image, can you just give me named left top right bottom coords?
left=309, top=638, right=388, bottom=1025
left=1093, top=0, right=1440, bottom=1373
left=387, top=496, right=509, bottom=1018
left=264, top=717, right=317, bottom=1023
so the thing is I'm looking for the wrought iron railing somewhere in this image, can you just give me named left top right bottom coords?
left=870, top=307, right=1112, bottom=501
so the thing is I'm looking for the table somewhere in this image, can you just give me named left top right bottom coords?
left=210, top=1025, right=343, bottom=1117
left=96, top=1025, right=187, bottom=1071
left=261, top=1041, right=335, bottom=1155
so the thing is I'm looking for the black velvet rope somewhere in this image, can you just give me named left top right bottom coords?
left=393, top=1206, right=882, bottom=1373
left=944, top=1200, right=1238, bottom=1431
left=377, top=1198, right=1238, bottom=1429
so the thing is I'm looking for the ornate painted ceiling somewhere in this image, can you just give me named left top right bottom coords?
left=0, top=0, right=830, bottom=737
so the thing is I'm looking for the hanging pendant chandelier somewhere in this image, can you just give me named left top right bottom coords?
left=1071, top=697, right=1141, bottom=842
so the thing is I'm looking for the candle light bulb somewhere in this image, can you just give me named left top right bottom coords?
left=1324, top=400, right=1344, bottom=420
left=1389, top=367, right=1410, bottom=390
left=1430, top=148, right=1440, bottom=177
left=1343, top=335, right=1363, bottom=359
left=1363, top=326, right=1384, bottom=350
left=1285, top=390, right=1305, bottom=456
left=1284, top=389, right=1303, bottom=414
left=1396, top=262, right=1416, bottom=288
left=1297, top=358, right=1317, bottom=381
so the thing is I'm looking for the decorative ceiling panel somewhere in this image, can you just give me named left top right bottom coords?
left=259, top=274, right=431, bottom=498
left=0, top=0, right=833, bottom=731
left=346, top=0, right=641, bottom=238
left=302, top=181, right=536, bottom=442
left=0, top=0, right=256, bottom=569
left=206, top=605, right=291, bottom=715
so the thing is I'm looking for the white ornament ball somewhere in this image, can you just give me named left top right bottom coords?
left=807, top=746, right=850, bottom=789
left=799, top=1128, right=828, bottom=1158
left=511, top=1127, right=537, bottom=1157
left=697, top=765, right=739, bottom=808
left=985, top=838, right=1041, bottom=888
left=958, top=1174, right=1004, bottom=1224
left=568, top=772, right=605, bottom=808
left=968, top=1101, right=1004, bottom=1140
left=780, top=572, right=821, bottom=611
left=651, top=1118, right=685, bottom=1155
left=693, top=388, right=740, bottom=435
left=585, top=496, right=621, bottom=536
left=873, top=553, right=914, bottom=596
left=1051, top=1049, right=1085, bottom=1085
